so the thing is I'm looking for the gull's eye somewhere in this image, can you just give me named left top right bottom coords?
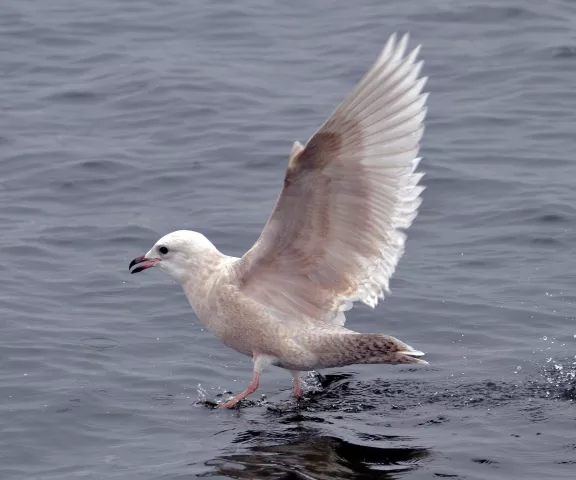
left=158, top=246, right=169, bottom=255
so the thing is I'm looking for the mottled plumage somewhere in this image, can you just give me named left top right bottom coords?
left=130, top=33, right=429, bottom=408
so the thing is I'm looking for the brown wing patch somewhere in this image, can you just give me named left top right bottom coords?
left=297, top=132, right=342, bottom=170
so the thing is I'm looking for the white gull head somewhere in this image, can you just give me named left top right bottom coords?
left=129, top=230, right=220, bottom=285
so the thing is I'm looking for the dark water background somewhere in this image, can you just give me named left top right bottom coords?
left=1, top=0, right=575, bottom=478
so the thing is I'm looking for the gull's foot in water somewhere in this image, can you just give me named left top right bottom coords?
left=218, top=393, right=268, bottom=409
left=218, top=372, right=261, bottom=408
left=218, top=398, right=239, bottom=409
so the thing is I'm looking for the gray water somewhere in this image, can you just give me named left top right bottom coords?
left=1, top=0, right=575, bottom=478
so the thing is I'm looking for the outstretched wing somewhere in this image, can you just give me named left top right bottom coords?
left=235, top=33, right=427, bottom=325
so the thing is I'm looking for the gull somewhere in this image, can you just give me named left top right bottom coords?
left=129, top=33, right=428, bottom=408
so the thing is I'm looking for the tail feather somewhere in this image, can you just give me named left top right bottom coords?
left=319, top=332, right=428, bottom=368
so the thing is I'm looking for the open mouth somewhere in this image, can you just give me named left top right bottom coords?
left=129, top=256, right=160, bottom=274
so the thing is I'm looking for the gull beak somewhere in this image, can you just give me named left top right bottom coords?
left=129, top=255, right=160, bottom=274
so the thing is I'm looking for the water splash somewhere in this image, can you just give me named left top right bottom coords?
left=196, top=383, right=210, bottom=403
left=540, top=355, right=576, bottom=401
left=195, top=383, right=233, bottom=408
left=301, top=371, right=325, bottom=394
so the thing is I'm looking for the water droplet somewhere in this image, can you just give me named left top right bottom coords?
left=196, top=383, right=208, bottom=401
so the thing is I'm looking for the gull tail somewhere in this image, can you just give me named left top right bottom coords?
left=321, top=333, right=428, bottom=368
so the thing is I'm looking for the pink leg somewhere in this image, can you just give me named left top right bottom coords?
left=219, top=371, right=260, bottom=409
left=291, top=371, right=303, bottom=399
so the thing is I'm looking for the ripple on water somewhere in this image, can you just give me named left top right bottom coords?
left=79, top=336, right=120, bottom=352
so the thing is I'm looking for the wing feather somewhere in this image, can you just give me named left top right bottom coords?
left=235, top=33, right=428, bottom=324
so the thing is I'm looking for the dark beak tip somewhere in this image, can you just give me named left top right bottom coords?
left=129, top=255, right=146, bottom=272
left=129, top=255, right=159, bottom=274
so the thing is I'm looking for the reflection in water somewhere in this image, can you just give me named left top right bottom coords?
left=201, top=428, right=430, bottom=480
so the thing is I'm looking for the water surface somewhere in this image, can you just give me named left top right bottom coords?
left=1, top=0, right=575, bottom=478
